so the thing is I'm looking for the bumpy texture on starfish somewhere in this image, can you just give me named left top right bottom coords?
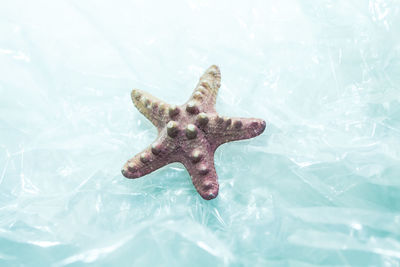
left=121, top=65, right=266, bottom=200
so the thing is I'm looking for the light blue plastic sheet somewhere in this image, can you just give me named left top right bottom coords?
left=1, top=0, right=400, bottom=266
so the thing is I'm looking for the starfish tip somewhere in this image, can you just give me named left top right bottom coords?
left=201, top=188, right=219, bottom=200
left=260, top=120, right=266, bottom=133
left=131, top=89, right=143, bottom=102
left=208, top=64, right=220, bottom=73
left=250, top=119, right=266, bottom=137
left=121, top=167, right=140, bottom=179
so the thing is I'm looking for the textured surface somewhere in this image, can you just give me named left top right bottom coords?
left=122, top=65, right=266, bottom=200
left=1, top=0, right=400, bottom=266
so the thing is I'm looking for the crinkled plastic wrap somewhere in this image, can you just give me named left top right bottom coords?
left=1, top=0, right=400, bottom=266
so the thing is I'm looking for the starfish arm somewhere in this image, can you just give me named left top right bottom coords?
left=206, top=116, right=266, bottom=146
left=121, top=136, right=178, bottom=179
left=182, top=152, right=219, bottom=200
left=187, top=65, right=221, bottom=111
left=131, top=89, right=171, bottom=129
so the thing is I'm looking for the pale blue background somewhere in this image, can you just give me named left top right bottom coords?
left=1, top=0, right=400, bottom=266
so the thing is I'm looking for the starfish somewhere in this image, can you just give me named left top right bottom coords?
left=121, top=65, right=266, bottom=200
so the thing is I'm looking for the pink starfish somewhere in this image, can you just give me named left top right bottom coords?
left=121, top=65, right=266, bottom=200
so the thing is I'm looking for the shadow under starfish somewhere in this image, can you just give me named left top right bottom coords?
left=121, top=65, right=266, bottom=200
